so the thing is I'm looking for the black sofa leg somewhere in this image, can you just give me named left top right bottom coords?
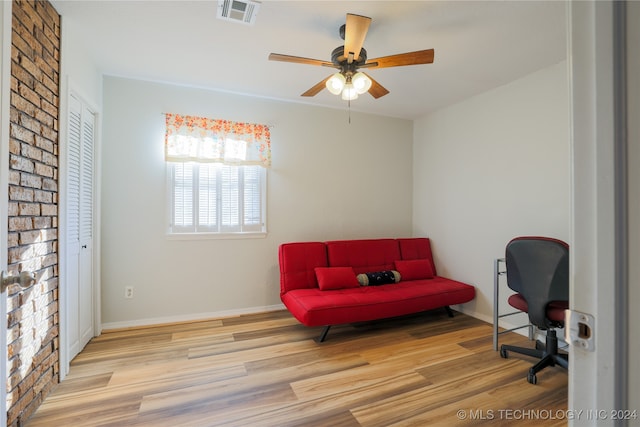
left=445, top=306, right=454, bottom=317
left=316, top=325, right=331, bottom=343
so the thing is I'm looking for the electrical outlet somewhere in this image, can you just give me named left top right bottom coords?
left=125, top=286, right=134, bottom=299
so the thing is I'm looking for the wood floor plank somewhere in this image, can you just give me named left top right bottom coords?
left=359, top=325, right=490, bottom=363
left=201, top=372, right=432, bottom=427
left=26, top=310, right=568, bottom=427
left=136, top=353, right=370, bottom=415
left=350, top=358, right=527, bottom=427
left=291, top=343, right=469, bottom=400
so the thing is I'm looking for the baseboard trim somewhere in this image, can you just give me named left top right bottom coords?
left=100, top=303, right=535, bottom=340
left=100, top=303, right=287, bottom=332
left=451, top=304, right=531, bottom=338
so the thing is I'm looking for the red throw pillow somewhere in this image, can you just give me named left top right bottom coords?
left=315, top=267, right=359, bottom=290
left=394, top=259, right=435, bottom=281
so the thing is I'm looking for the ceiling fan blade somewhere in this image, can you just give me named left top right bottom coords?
left=366, top=49, right=435, bottom=68
left=269, top=53, right=333, bottom=67
left=364, top=73, right=389, bottom=99
left=301, top=76, right=331, bottom=97
left=344, top=13, right=371, bottom=63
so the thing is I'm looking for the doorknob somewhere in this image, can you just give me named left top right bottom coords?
left=1, top=271, right=36, bottom=293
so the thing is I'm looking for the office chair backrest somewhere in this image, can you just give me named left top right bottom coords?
left=505, top=236, right=569, bottom=329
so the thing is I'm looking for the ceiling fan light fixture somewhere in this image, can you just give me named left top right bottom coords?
left=352, top=72, right=372, bottom=94
left=341, top=82, right=358, bottom=101
left=326, top=73, right=346, bottom=95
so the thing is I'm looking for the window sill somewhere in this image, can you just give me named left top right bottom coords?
left=166, top=231, right=267, bottom=241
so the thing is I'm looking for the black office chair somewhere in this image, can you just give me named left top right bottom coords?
left=499, top=236, right=569, bottom=384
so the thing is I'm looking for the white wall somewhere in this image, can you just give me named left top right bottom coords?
left=101, top=77, right=413, bottom=327
left=412, top=61, right=570, bottom=326
left=59, top=17, right=102, bottom=106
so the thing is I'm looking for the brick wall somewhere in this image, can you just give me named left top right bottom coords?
left=7, top=1, right=60, bottom=425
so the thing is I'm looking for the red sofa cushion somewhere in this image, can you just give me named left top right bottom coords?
left=281, top=277, right=476, bottom=327
left=394, top=259, right=435, bottom=280
left=326, top=239, right=400, bottom=273
left=315, top=267, right=359, bottom=290
left=278, top=242, right=327, bottom=295
left=398, top=237, right=437, bottom=275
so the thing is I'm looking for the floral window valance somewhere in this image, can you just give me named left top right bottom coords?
left=164, top=113, right=271, bottom=167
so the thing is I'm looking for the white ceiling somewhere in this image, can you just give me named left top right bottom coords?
left=51, top=0, right=567, bottom=120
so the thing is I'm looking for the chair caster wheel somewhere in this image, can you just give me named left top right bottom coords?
left=500, top=348, right=508, bottom=358
left=527, top=372, right=537, bottom=384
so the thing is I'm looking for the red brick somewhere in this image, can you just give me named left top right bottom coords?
left=18, top=79, right=42, bottom=106
left=33, top=189, right=51, bottom=203
left=41, top=254, right=57, bottom=269
left=18, top=202, right=40, bottom=216
left=41, top=150, right=56, bottom=167
left=8, top=217, right=32, bottom=232
left=18, top=111, right=41, bottom=133
left=34, top=109, right=54, bottom=128
left=18, top=53, right=41, bottom=81
left=34, top=79, right=54, bottom=104
left=40, top=204, right=57, bottom=217
left=34, top=162, right=53, bottom=178
left=42, top=177, right=56, bottom=191
left=9, top=138, right=20, bottom=155
left=8, top=232, right=19, bottom=248
left=10, top=61, right=35, bottom=91
left=8, top=170, right=21, bottom=185
left=10, top=92, right=36, bottom=116
left=34, top=134, right=53, bottom=153
left=32, top=217, right=52, bottom=229
left=40, top=65, right=58, bottom=94
left=21, top=143, right=43, bottom=162
left=40, top=125, right=57, bottom=141
left=20, top=173, right=43, bottom=189
left=41, top=98, right=57, bottom=117
left=9, top=154, right=34, bottom=173
left=9, top=122, right=34, bottom=144
left=9, top=1, right=60, bottom=422
left=8, top=202, right=19, bottom=216
left=9, top=185, right=34, bottom=202
left=11, top=30, right=34, bottom=59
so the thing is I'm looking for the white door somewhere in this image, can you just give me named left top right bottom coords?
left=569, top=0, right=636, bottom=420
left=627, top=0, right=640, bottom=415
left=1, top=2, right=12, bottom=425
left=65, top=92, right=95, bottom=362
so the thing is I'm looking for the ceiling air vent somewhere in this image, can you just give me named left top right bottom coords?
left=217, top=0, right=261, bottom=25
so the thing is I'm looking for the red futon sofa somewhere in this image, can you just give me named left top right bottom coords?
left=278, top=238, right=475, bottom=341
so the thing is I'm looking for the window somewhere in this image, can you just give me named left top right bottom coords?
left=169, top=162, right=265, bottom=234
left=164, top=114, right=270, bottom=237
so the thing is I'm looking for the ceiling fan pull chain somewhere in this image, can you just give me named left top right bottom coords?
left=348, top=98, right=351, bottom=124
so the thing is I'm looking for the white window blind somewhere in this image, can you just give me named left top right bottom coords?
left=169, top=162, right=266, bottom=235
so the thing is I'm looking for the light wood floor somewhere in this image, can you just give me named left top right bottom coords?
left=27, top=309, right=568, bottom=426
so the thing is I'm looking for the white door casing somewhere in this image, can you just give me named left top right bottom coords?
left=1, top=2, right=13, bottom=425
left=568, top=0, right=631, bottom=422
left=626, top=0, right=640, bottom=417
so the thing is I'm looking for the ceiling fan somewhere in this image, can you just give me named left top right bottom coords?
left=268, top=13, right=435, bottom=101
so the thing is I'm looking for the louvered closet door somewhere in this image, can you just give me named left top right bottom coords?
left=66, top=93, right=95, bottom=361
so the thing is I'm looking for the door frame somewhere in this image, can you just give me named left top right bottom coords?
left=627, top=0, right=640, bottom=413
left=1, top=2, right=12, bottom=425
left=568, top=0, right=629, bottom=419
